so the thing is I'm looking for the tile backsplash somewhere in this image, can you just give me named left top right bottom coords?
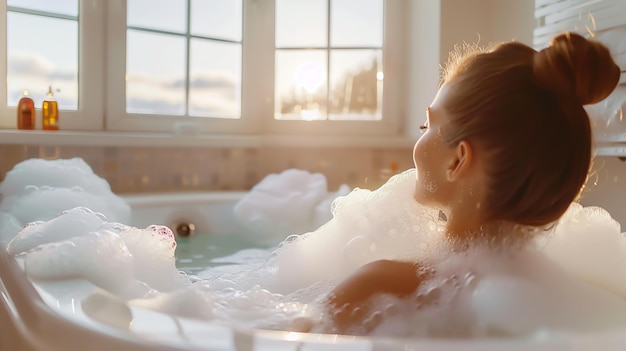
left=3, top=144, right=626, bottom=227
left=0, top=145, right=414, bottom=194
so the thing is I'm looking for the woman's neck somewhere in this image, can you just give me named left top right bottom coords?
left=444, top=213, right=535, bottom=250
left=443, top=201, right=485, bottom=239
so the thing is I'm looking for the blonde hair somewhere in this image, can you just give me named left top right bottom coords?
left=439, top=33, right=620, bottom=226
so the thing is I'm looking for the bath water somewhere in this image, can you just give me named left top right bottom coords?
left=175, top=233, right=271, bottom=275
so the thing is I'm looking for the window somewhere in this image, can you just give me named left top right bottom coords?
left=1, top=0, right=104, bottom=130
left=125, top=0, right=242, bottom=118
left=6, top=1, right=78, bottom=110
left=274, top=0, right=383, bottom=122
left=2, top=0, right=407, bottom=138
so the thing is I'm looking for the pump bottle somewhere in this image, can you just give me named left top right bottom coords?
left=42, top=86, right=59, bottom=130
left=17, top=90, right=35, bottom=130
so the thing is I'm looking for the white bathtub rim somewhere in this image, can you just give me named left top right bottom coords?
left=6, top=245, right=626, bottom=350
left=122, top=191, right=247, bottom=208
left=0, top=248, right=197, bottom=351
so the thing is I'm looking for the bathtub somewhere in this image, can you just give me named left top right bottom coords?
left=2, top=191, right=626, bottom=351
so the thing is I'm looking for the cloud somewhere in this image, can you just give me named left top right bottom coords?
left=129, top=72, right=236, bottom=90
left=165, top=72, right=237, bottom=91
left=127, top=71, right=240, bottom=116
left=8, top=51, right=54, bottom=77
left=7, top=50, right=77, bottom=106
left=126, top=97, right=184, bottom=115
left=49, top=70, right=77, bottom=81
left=126, top=95, right=239, bottom=117
left=189, top=74, right=237, bottom=90
left=8, top=50, right=76, bottom=81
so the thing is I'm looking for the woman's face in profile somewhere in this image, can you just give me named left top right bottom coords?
left=413, top=85, right=455, bottom=208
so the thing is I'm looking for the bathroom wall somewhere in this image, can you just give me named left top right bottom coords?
left=0, top=144, right=411, bottom=194
left=581, top=156, right=626, bottom=228
left=2, top=146, right=624, bottom=221
left=440, top=0, right=535, bottom=58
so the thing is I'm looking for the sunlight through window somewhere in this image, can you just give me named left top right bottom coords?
left=275, top=0, right=383, bottom=121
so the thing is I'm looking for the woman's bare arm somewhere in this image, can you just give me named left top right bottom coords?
left=325, top=259, right=430, bottom=334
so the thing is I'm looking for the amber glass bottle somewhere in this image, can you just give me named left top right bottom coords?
left=41, top=87, right=59, bottom=130
left=42, top=86, right=59, bottom=130
left=17, top=90, right=35, bottom=130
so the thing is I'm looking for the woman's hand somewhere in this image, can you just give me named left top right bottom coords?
left=325, top=259, right=430, bottom=334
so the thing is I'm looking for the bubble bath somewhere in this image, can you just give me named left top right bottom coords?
left=3, top=158, right=626, bottom=350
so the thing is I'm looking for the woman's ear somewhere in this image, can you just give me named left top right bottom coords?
left=447, top=141, right=472, bottom=182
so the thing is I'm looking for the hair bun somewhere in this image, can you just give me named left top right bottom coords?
left=533, top=32, right=620, bottom=105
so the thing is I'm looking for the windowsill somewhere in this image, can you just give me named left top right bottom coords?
left=0, top=129, right=417, bottom=149
left=595, top=142, right=626, bottom=157
left=4, top=130, right=625, bottom=155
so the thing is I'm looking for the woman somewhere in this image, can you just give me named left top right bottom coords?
left=325, top=32, right=621, bottom=334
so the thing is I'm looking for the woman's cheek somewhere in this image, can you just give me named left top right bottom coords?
left=413, top=136, right=428, bottom=169
left=413, top=141, right=420, bottom=170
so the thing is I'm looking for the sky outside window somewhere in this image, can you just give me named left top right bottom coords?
left=6, top=2, right=78, bottom=109
left=126, top=0, right=242, bottom=117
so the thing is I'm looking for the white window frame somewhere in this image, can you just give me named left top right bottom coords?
left=1, top=0, right=409, bottom=140
left=0, top=1, right=105, bottom=130
left=106, top=0, right=251, bottom=134
left=106, top=0, right=407, bottom=137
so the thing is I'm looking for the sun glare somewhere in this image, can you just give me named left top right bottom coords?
left=293, top=61, right=325, bottom=94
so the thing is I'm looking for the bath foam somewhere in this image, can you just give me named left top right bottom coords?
left=233, top=168, right=351, bottom=244
left=270, top=168, right=626, bottom=337
left=129, top=284, right=215, bottom=320
left=24, top=229, right=140, bottom=296
left=0, top=157, right=130, bottom=225
left=7, top=207, right=188, bottom=298
left=6, top=207, right=108, bottom=255
left=538, top=202, right=626, bottom=297
left=274, top=168, right=446, bottom=293
left=0, top=157, right=112, bottom=197
left=5, top=186, right=126, bottom=224
left=363, top=243, right=626, bottom=338
left=3, top=159, right=626, bottom=339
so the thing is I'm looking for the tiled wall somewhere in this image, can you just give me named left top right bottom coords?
left=3, top=144, right=626, bottom=228
left=0, top=145, right=414, bottom=194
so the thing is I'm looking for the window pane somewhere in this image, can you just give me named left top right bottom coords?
left=329, top=50, right=382, bottom=120
left=331, top=0, right=383, bottom=47
left=7, top=0, right=78, bottom=17
left=128, top=0, right=186, bottom=33
left=276, top=0, right=327, bottom=48
left=275, top=50, right=327, bottom=120
left=191, top=0, right=242, bottom=41
left=189, top=39, right=241, bottom=118
left=126, top=30, right=186, bottom=115
left=7, top=12, right=78, bottom=109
